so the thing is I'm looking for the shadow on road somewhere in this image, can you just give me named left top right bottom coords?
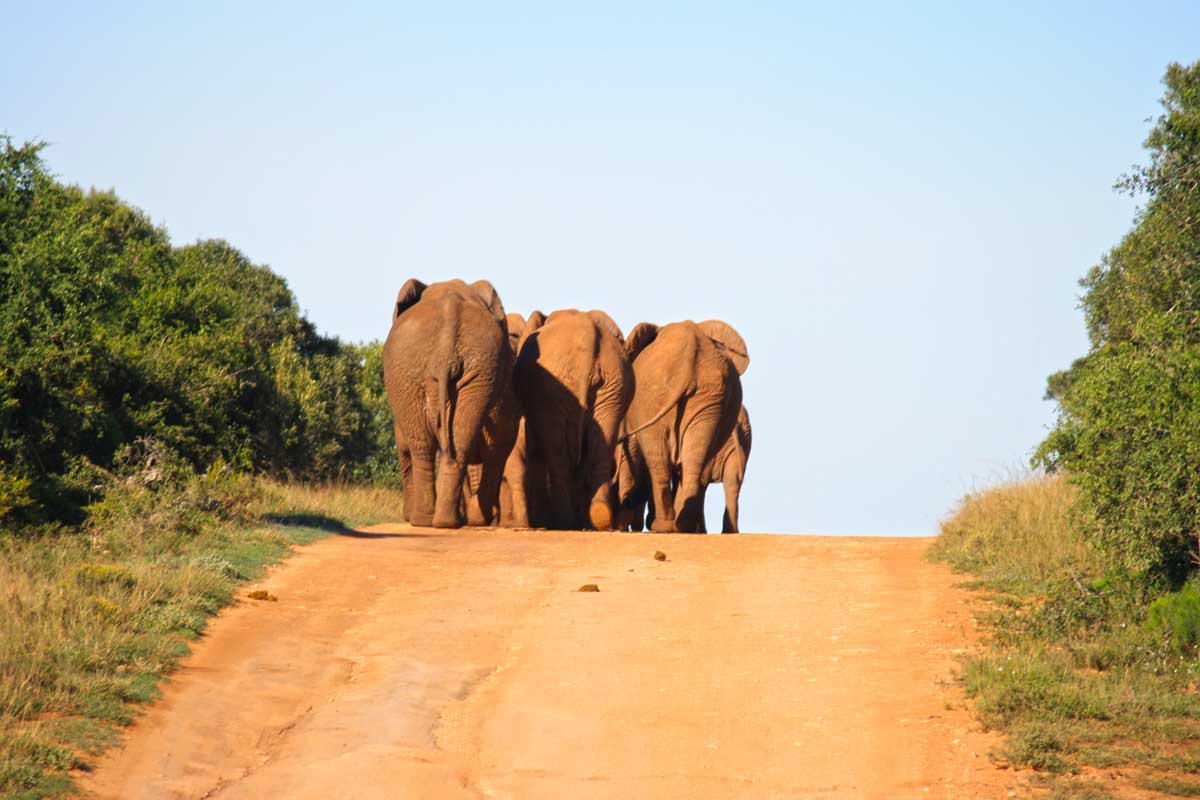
left=264, top=513, right=434, bottom=539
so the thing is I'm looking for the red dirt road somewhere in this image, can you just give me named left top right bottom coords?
left=81, top=528, right=1014, bottom=799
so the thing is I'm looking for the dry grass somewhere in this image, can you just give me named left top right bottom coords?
left=255, top=479, right=405, bottom=528
left=0, top=476, right=404, bottom=799
left=929, top=472, right=1200, bottom=798
left=929, top=472, right=1101, bottom=594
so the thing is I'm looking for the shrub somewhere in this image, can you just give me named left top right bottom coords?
left=1147, top=582, right=1200, bottom=655
left=0, top=138, right=398, bottom=525
left=1037, top=61, right=1200, bottom=582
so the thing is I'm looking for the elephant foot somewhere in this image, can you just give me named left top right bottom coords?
left=650, top=518, right=676, bottom=533
left=588, top=503, right=613, bottom=531
left=432, top=509, right=462, bottom=529
left=465, top=501, right=489, bottom=527
left=407, top=510, right=434, bottom=527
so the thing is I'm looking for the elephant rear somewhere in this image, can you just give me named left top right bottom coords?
left=513, top=309, right=632, bottom=529
left=383, top=279, right=512, bottom=528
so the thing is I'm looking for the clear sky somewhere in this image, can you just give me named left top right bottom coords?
left=4, top=2, right=1198, bottom=534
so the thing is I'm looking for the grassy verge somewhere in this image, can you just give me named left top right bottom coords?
left=0, top=469, right=404, bottom=800
left=930, top=473, right=1200, bottom=798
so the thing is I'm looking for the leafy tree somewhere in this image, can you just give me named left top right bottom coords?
left=1037, top=62, right=1200, bottom=581
left=0, top=137, right=396, bottom=524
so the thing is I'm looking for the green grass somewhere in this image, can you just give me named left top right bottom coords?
left=0, top=471, right=404, bottom=799
left=1137, top=777, right=1200, bottom=797
left=930, top=472, right=1200, bottom=797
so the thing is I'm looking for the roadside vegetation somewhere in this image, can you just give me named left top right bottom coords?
left=933, top=61, right=1200, bottom=798
left=0, top=138, right=405, bottom=798
left=932, top=474, right=1200, bottom=797
left=0, top=462, right=405, bottom=799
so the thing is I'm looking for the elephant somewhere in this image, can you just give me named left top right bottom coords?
left=695, top=404, right=751, bottom=533
left=512, top=309, right=633, bottom=530
left=455, top=310, right=545, bottom=527
left=461, top=378, right=519, bottom=526
left=382, top=278, right=512, bottom=528
left=615, top=405, right=750, bottom=533
left=615, top=320, right=748, bottom=533
left=479, top=310, right=547, bottom=529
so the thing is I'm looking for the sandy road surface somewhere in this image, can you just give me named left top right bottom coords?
left=81, top=527, right=1013, bottom=799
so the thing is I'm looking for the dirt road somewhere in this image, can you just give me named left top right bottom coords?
left=82, top=528, right=1013, bottom=799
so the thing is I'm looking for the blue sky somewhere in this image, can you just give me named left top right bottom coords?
left=4, top=2, right=1198, bottom=533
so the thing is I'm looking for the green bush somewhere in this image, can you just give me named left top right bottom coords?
left=1147, top=582, right=1200, bottom=655
left=0, top=138, right=398, bottom=526
left=1037, top=61, right=1200, bottom=582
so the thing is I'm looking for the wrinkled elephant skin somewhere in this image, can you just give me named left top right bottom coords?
left=514, top=309, right=632, bottom=530
left=619, top=320, right=748, bottom=533
left=382, top=279, right=512, bottom=529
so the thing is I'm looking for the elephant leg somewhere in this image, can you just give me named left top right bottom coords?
left=432, top=377, right=491, bottom=528
left=722, top=482, right=740, bottom=533
left=407, top=439, right=437, bottom=527
left=631, top=502, right=645, bottom=532
left=475, top=447, right=507, bottom=527
left=543, top=443, right=575, bottom=529
left=673, top=406, right=724, bottom=533
left=614, top=441, right=640, bottom=532
left=722, top=461, right=742, bottom=533
left=616, top=497, right=644, bottom=532
left=640, top=431, right=676, bottom=533
left=525, top=455, right=548, bottom=528
left=393, top=423, right=416, bottom=523
left=433, top=448, right=465, bottom=528
left=498, top=478, right=513, bottom=527
left=695, top=482, right=708, bottom=534
left=583, top=419, right=619, bottom=531
left=502, top=421, right=530, bottom=528
left=504, top=457, right=530, bottom=528
left=464, top=461, right=488, bottom=526
left=619, top=491, right=646, bottom=532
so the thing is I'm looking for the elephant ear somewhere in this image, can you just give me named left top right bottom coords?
left=505, top=312, right=526, bottom=338
left=625, top=322, right=659, bottom=362
left=513, top=310, right=546, bottom=361
left=587, top=310, right=624, bottom=345
left=505, top=312, right=526, bottom=355
left=698, top=319, right=749, bottom=375
left=394, top=279, right=427, bottom=322
left=469, top=280, right=507, bottom=325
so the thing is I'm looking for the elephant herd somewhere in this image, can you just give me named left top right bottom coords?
left=382, top=278, right=751, bottom=533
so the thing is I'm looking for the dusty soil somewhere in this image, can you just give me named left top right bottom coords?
left=81, top=528, right=1016, bottom=799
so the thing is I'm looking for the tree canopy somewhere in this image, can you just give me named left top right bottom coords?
left=0, top=138, right=394, bottom=523
left=1037, top=62, right=1200, bottom=581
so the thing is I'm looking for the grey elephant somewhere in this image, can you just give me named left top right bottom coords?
left=382, top=279, right=512, bottom=528
left=616, top=320, right=748, bottom=533
left=512, top=309, right=633, bottom=530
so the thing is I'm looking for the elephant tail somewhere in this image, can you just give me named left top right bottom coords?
left=617, top=387, right=685, bottom=443
left=428, top=365, right=454, bottom=460
left=573, top=326, right=601, bottom=467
